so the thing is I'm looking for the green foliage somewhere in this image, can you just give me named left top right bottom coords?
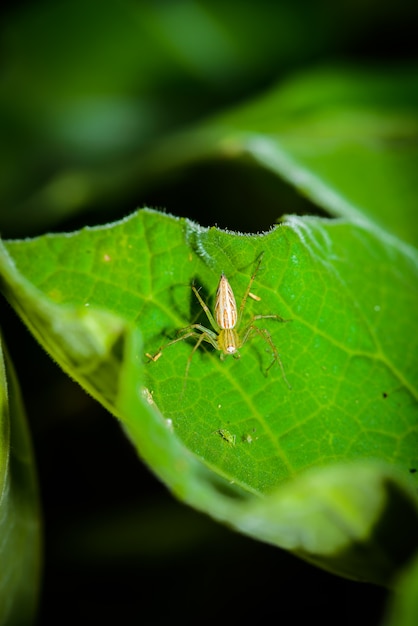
left=138, top=65, right=418, bottom=246
left=0, top=340, right=41, bottom=625
left=1, top=205, right=417, bottom=587
left=1, top=1, right=418, bottom=623
left=384, top=554, right=418, bottom=626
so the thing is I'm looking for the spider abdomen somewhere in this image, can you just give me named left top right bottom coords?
left=215, top=274, right=237, bottom=330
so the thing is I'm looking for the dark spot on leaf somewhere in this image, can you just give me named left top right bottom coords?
left=382, top=392, right=388, bottom=398
left=409, top=468, right=417, bottom=474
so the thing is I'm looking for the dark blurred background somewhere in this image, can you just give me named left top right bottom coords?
left=1, top=0, right=417, bottom=623
left=1, top=0, right=418, bottom=237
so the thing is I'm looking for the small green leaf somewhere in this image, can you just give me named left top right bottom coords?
left=0, top=339, right=41, bottom=625
left=0, top=208, right=417, bottom=584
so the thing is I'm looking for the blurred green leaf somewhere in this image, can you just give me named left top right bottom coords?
left=0, top=208, right=417, bottom=584
left=383, top=553, right=418, bottom=626
left=0, top=339, right=41, bottom=625
left=0, top=0, right=337, bottom=231
left=140, top=65, right=418, bottom=246
left=3, top=2, right=417, bottom=240
left=235, top=66, right=418, bottom=247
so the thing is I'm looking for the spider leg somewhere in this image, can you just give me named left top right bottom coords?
left=191, top=285, right=220, bottom=332
left=146, top=329, right=200, bottom=361
left=146, top=323, right=218, bottom=361
left=180, top=330, right=220, bottom=397
left=252, top=314, right=292, bottom=323
left=185, top=323, right=218, bottom=343
left=183, top=332, right=209, bottom=381
left=238, top=252, right=264, bottom=323
left=241, top=322, right=291, bottom=389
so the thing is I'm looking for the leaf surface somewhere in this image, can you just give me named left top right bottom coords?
left=1, top=208, right=417, bottom=583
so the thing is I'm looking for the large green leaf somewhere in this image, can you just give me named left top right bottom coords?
left=135, top=65, right=418, bottom=246
left=0, top=339, right=41, bottom=625
left=0, top=208, right=417, bottom=584
left=0, top=0, right=341, bottom=233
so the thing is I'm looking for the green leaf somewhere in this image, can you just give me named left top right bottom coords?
left=383, top=553, right=418, bottom=626
left=139, top=65, right=418, bottom=246
left=1, top=0, right=337, bottom=233
left=0, top=208, right=417, bottom=584
left=0, top=339, right=41, bottom=625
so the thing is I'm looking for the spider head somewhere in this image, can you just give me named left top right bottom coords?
left=218, top=328, right=241, bottom=356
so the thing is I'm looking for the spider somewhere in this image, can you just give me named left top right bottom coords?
left=146, top=254, right=291, bottom=387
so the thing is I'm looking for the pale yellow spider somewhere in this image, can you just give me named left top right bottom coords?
left=147, top=254, right=291, bottom=386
